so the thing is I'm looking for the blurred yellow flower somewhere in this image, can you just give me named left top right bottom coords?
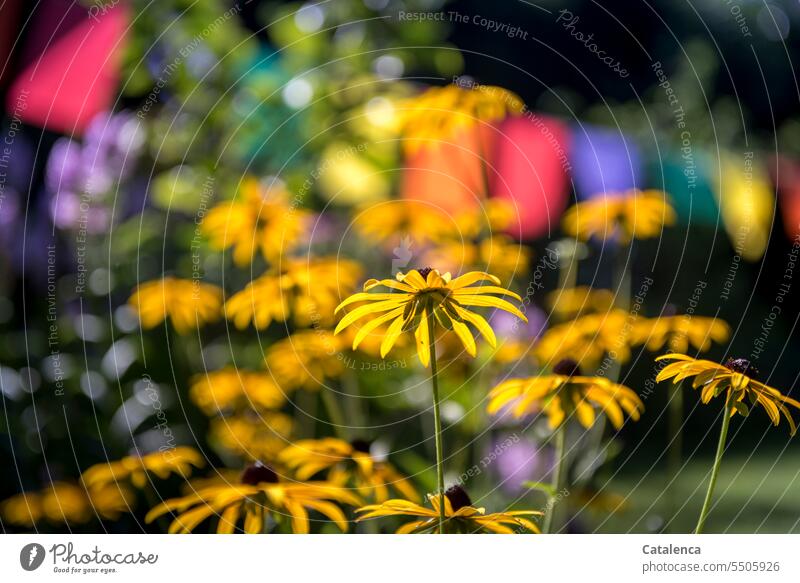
left=656, top=355, right=800, bottom=434
left=264, top=330, right=344, bottom=390
left=145, top=462, right=360, bottom=534
left=1, top=482, right=133, bottom=527
left=423, top=236, right=530, bottom=285
left=280, top=438, right=418, bottom=503
left=0, top=491, right=41, bottom=526
left=356, top=485, right=540, bottom=534
left=129, top=277, right=222, bottom=334
left=81, top=446, right=205, bottom=490
left=454, top=198, right=518, bottom=237
left=40, top=482, right=91, bottom=524
left=208, top=412, right=293, bottom=462
left=397, top=84, right=524, bottom=153
left=201, top=177, right=309, bottom=266
left=43, top=482, right=132, bottom=523
left=335, top=268, right=526, bottom=367
left=562, top=189, right=676, bottom=243
left=715, top=155, right=773, bottom=261
left=83, top=483, right=134, bottom=521
left=534, top=309, right=633, bottom=367
left=353, top=200, right=451, bottom=245
left=190, top=368, right=286, bottom=414
left=632, top=315, right=730, bottom=353
left=487, top=339, right=530, bottom=365
left=225, top=258, right=362, bottom=330
left=488, top=359, right=644, bottom=429
left=547, top=287, right=615, bottom=319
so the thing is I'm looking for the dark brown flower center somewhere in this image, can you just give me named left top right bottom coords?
left=553, top=358, right=582, bottom=377
left=444, top=485, right=472, bottom=511
left=416, top=267, right=434, bottom=280
left=725, top=358, right=758, bottom=378
left=350, top=438, right=372, bottom=453
left=240, top=461, right=279, bottom=485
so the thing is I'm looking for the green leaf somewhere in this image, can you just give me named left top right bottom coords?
left=733, top=401, right=750, bottom=417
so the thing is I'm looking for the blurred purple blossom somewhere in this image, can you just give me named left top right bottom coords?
left=45, top=111, right=143, bottom=231
left=307, top=211, right=340, bottom=247
left=48, top=192, right=110, bottom=233
left=489, top=434, right=553, bottom=495
left=491, top=304, right=547, bottom=340
left=569, top=124, right=642, bottom=201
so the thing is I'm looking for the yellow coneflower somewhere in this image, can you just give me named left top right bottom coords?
left=335, top=267, right=526, bottom=533
left=178, top=469, right=242, bottom=492
left=1, top=482, right=133, bottom=527
left=356, top=485, right=540, bottom=533
left=189, top=368, right=286, bottom=414
left=534, top=309, right=633, bottom=367
left=280, top=438, right=418, bottom=503
left=81, top=446, right=205, bottom=490
left=208, top=412, right=293, bottom=462
left=639, top=315, right=731, bottom=499
left=489, top=358, right=643, bottom=533
left=632, top=315, right=730, bottom=353
left=562, top=189, right=676, bottom=243
left=397, top=84, right=524, bottom=153
left=335, top=268, right=525, bottom=366
left=337, top=319, right=412, bottom=359
left=488, top=358, right=644, bottom=430
left=201, top=177, right=309, bottom=266
left=656, top=354, right=799, bottom=434
left=145, top=462, right=360, bottom=534
left=547, top=287, right=615, bottom=319
left=224, top=257, right=362, bottom=330
left=656, top=354, right=800, bottom=533
left=264, top=330, right=344, bottom=391
left=129, top=277, right=222, bottom=334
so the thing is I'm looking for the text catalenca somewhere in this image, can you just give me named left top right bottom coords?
left=642, top=544, right=701, bottom=555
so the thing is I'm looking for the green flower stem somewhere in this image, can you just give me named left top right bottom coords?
left=542, top=423, right=567, bottom=534
left=342, top=369, right=367, bottom=430
left=556, top=241, right=578, bottom=300
left=695, top=391, right=733, bottom=534
left=295, top=389, right=318, bottom=438
left=615, top=248, right=632, bottom=311
left=427, top=311, right=446, bottom=534
left=666, top=381, right=684, bottom=524
left=321, top=386, right=349, bottom=441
